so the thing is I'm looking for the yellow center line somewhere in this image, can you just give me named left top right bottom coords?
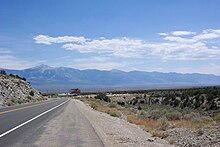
left=0, top=100, right=59, bottom=115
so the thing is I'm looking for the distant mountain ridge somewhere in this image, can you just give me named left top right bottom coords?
left=3, top=64, right=220, bottom=92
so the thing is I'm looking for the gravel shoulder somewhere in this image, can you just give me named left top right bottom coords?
left=34, top=99, right=104, bottom=147
left=166, top=124, right=220, bottom=147
left=74, top=99, right=174, bottom=147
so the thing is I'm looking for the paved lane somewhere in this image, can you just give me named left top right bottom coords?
left=0, top=99, right=69, bottom=146
left=0, top=99, right=57, bottom=113
left=0, top=99, right=104, bottom=147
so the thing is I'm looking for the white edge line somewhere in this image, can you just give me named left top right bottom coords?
left=0, top=100, right=69, bottom=138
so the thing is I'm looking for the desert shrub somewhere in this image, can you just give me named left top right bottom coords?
left=27, top=96, right=33, bottom=100
left=193, top=116, right=213, bottom=125
left=180, top=93, right=188, bottom=101
left=90, top=102, right=98, bottom=110
left=213, top=114, right=220, bottom=122
left=150, top=109, right=163, bottom=119
left=207, top=94, right=215, bottom=101
left=162, top=97, right=171, bottom=105
left=17, top=99, right=23, bottom=104
left=11, top=98, right=24, bottom=104
left=22, top=77, right=26, bottom=81
left=183, top=112, right=200, bottom=120
left=157, top=116, right=169, bottom=130
left=95, top=93, right=110, bottom=102
left=108, top=111, right=120, bottom=117
left=152, top=130, right=168, bottom=139
left=139, top=111, right=148, bottom=119
left=200, top=95, right=205, bottom=104
left=181, top=97, right=190, bottom=108
left=29, top=90, right=35, bottom=96
left=6, top=102, right=13, bottom=106
left=109, top=103, right=117, bottom=108
left=149, top=109, right=169, bottom=120
left=197, top=129, right=204, bottom=136
left=117, top=101, right=125, bottom=106
left=202, top=116, right=213, bottom=123
left=140, top=111, right=146, bottom=116
left=9, top=73, right=15, bottom=77
left=165, top=111, right=182, bottom=120
left=173, top=99, right=180, bottom=107
left=138, top=106, right=142, bottom=110
left=42, top=97, right=48, bottom=101
left=11, top=98, right=18, bottom=104
left=194, top=100, right=201, bottom=109
left=132, top=99, right=138, bottom=105
left=0, top=70, right=6, bottom=75
left=209, top=100, right=218, bottom=110
left=169, top=139, right=176, bottom=145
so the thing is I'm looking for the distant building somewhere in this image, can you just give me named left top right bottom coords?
left=69, top=88, right=81, bottom=96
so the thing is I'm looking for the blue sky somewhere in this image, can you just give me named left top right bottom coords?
left=0, top=0, right=220, bottom=75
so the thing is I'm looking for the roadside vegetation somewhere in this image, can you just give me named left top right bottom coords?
left=79, top=93, right=121, bottom=118
left=4, top=96, right=48, bottom=106
left=78, top=86, right=220, bottom=146
left=0, top=70, right=27, bottom=81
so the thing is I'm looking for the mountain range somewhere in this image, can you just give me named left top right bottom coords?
left=2, top=64, right=220, bottom=92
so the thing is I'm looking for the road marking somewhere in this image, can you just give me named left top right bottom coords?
left=0, top=100, right=69, bottom=138
left=0, top=100, right=58, bottom=115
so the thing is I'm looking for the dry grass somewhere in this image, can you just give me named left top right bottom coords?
left=169, top=116, right=213, bottom=129
left=83, top=97, right=121, bottom=117
left=97, top=106, right=121, bottom=117
left=169, top=120, right=196, bottom=128
left=127, top=114, right=159, bottom=132
left=151, top=130, right=168, bottom=139
left=214, top=114, right=220, bottom=122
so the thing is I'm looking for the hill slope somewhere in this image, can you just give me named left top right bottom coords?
left=0, top=74, right=42, bottom=106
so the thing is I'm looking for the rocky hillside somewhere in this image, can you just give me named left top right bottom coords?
left=0, top=72, right=42, bottom=106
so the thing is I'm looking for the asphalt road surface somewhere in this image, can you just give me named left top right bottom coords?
left=0, top=98, right=104, bottom=147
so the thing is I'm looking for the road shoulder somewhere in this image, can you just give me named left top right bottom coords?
left=34, top=99, right=104, bottom=147
left=74, top=99, right=174, bottom=147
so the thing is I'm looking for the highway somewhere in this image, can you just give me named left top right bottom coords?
left=0, top=99, right=104, bottom=147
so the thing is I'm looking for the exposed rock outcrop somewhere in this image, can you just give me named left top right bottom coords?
left=0, top=74, right=42, bottom=106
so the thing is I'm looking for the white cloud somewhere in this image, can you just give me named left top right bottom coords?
left=0, top=50, right=46, bottom=70
left=159, top=31, right=195, bottom=36
left=0, top=55, right=34, bottom=69
left=163, top=36, right=195, bottom=43
left=193, top=29, right=220, bottom=41
left=158, top=33, right=169, bottom=36
left=62, top=37, right=145, bottom=58
left=171, top=31, right=196, bottom=36
left=34, top=35, right=87, bottom=44
left=34, top=29, right=220, bottom=60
